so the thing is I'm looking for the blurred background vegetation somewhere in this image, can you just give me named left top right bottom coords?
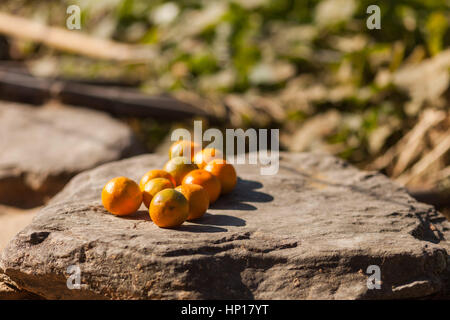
left=0, top=0, right=449, bottom=194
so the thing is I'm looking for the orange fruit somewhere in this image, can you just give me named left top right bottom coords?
left=101, top=177, right=142, bottom=216
left=169, top=140, right=200, bottom=161
left=182, top=169, right=221, bottom=204
left=163, top=156, right=198, bottom=186
left=142, top=177, right=174, bottom=208
left=149, top=189, right=189, bottom=228
left=204, top=159, right=237, bottom=194
left=139, top=169, right=176, bottom=191
left=175, top=184, right=209, bottom=220
left=193, top=148, right=223, bottom=169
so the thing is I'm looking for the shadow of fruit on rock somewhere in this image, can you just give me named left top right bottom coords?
left=191, top=213, right=246, bottom=227
left=211, top=177, right=274, bottom=211
left=117, top=177, right=273, bottom=233
left=119, top=210, right=229, bottom=233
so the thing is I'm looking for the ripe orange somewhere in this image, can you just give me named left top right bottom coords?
left=182, top=169, right=221, bottom=204
left=142, top=177, right=174, bottom=208
left=193, top=148, right=223, bottom=169
left=169, top=140, right=200, bottom=161
left=204, top=159, right=237, bottom=194
left=139, top=169, right=176, bottom=191
left=163, top=156, right=198, bottom=186
left=149, top=189, right=189, bottom=228
left=175, top=184, right=209, bottom=220
left=101, top=177, right=142, bottom=216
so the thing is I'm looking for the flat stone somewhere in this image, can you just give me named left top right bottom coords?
left=0, top=101, right=144, bottom=207
left=0, top=152, right=449, bottom=299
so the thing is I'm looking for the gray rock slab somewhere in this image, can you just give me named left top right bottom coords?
left=0, top=102, right=144, bottom=207
left=0, top=152, right=449, bottom=299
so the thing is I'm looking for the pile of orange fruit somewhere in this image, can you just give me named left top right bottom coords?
left=101, top=141, right=237, bottom=228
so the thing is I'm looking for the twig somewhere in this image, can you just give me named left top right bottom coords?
left=391, top=109, right=446, bottom=176
left=397, top=131, right=450, bottom=185
left=0, top=12, right=156, bottom=62
left=368, top=109, right=446, bottom=171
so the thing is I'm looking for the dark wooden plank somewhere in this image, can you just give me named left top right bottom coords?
left=58, top=82, right=208, bottom=119
left=0, top=70, right=51, bottom=105
left=0, top=68, right=211, bottom=119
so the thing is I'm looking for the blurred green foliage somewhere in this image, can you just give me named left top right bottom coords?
left=1, top=0, right=449, bottom=180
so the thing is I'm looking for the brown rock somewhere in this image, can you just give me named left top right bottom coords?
left=0, top=152, right=449, bottom=299
left=0, top=272, right=41, bottom=300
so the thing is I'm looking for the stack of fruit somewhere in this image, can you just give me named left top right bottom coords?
left=101, top=141, right=237, bottom=228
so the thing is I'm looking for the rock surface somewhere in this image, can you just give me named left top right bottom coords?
left=0, top=205, right=39, bottom=251
left=0, top=101, right=144, bottom=207
left=1, top=152, right=449, bottom=299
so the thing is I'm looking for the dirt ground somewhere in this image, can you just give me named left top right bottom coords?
left=0, top=205, right=40, bottom=251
